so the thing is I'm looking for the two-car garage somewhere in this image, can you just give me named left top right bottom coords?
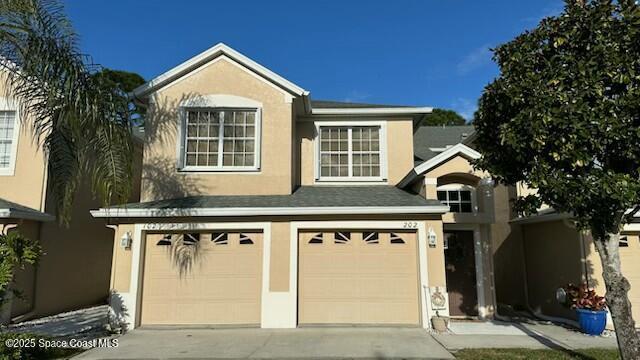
left=138, top=229, right=421, bottom=327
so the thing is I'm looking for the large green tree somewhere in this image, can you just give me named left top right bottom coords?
left=0, top=0, right=135, bottom=222
left=422, top=108, right=467, bottom=126
left=473, top=0, right=640, bottom=358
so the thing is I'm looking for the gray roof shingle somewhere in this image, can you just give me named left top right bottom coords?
left=105, top=186, right=443, bottom=213
left=413, top=125, right=475, bottom=162
left=0, top=197, right=54, bottom=221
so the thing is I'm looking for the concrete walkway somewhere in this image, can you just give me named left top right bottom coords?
left=76, top=327, right=454, bottom=359
left=434, top=320, right=618, bottom=351
left=5, top=305, right=110, bottom=340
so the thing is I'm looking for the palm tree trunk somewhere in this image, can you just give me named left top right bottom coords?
left=593, top=231, right=640, bottom=360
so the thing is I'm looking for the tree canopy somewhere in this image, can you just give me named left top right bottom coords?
left=473, top=1, right=640, bottom=357
left=422, top=108, right=467, bottom=126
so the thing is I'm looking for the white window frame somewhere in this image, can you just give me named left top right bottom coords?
left=177, top=107, right=262, bottom=172
left=436, top=184, right=477, bottom=214
left=0, top=98, right=20, bottom=177
left=314, top=120, right=387, bottom=183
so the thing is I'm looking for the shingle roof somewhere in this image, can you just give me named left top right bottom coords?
left=311, top=100, right=414, bottom=109
left=0, top=198, right=54, bottom=221
left=413, top=125, right=475, bottom=162
left=93, top=186, right=448, bottom=218
left=115, top=186, right=441, bottom=209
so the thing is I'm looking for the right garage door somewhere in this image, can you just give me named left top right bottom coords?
left=298, top=231, right=420, bottom=325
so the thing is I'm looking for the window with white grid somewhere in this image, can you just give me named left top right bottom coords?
left=0, top=111, right=16, bottom=169
left=319, top=126, right=382, bottom=180
left=183, top=109, right=258, bottom=170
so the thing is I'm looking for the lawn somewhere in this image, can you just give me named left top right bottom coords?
left=454, top=348, right=620, bottom=360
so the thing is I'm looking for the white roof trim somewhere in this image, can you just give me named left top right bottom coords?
left=0, top=208, right=55, bottom=222
left=132, top=43, right=309, bottom=98
left=311, top=107, right=433, bottom=116
left=90, top=205, right=450, bottom=218
left=414, top=143, right=481, bottom=175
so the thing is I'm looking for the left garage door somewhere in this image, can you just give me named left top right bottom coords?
left=140, top=231, right=262, bottom=326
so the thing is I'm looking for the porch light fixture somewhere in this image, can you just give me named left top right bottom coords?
left=427, top=228, right=437, bottom=248
left=120, top=231, right=132, bottom=250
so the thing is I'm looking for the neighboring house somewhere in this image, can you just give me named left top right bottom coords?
left=0, top=71, right=143, bottom=323
left=511, top=209, right=640, bottom=325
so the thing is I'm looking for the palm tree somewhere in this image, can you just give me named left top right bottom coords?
left=0, top=0, right=134, bottom=222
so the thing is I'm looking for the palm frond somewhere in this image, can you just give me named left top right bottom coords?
left=0, top=0, right=133, bottom=222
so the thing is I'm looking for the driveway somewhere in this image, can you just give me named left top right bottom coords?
left=75, top=327, right=454, bottom=359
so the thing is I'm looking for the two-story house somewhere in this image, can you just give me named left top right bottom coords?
left=93, top=44, right=508, bottom=330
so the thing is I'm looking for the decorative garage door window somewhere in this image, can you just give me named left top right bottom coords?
left=363, top=232, right=379, bottom=244
left=156, top=233, right=200, bottom=246
left=334, top=232, right=351, bottom=244
left=239, top=233, right=254, bottom=245
left=212, top=232, right=228, bottom=245
left=308, top=233, right=323, bottom=244
left=390, top=233, right=406, bottom=244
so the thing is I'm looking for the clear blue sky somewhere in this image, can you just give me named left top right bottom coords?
left=64, top=0, right=563, bottom=120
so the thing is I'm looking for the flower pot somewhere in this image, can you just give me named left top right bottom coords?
left=431, top=316, right=449, bottom=333
left=576, top=308, right=607, bottom=336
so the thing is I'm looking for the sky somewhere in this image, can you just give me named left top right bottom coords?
left=64, top=0, right=564, bottom=120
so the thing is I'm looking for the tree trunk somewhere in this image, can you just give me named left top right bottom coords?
left=593, top=231, right=640, bottom=360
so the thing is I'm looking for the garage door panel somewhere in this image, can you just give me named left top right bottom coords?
left=141, top=231, right=262, bottom=326
left=299, top=230, right=420, bottom=325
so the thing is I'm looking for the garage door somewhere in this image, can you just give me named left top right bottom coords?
left=140, top=231, right=262, bottom=325
left=620, top=234, right=640, bottom=321
left=299, top=231, right=420, bottom=325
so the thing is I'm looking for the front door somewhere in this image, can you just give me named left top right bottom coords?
left=444, top=231, right=478, bottom=317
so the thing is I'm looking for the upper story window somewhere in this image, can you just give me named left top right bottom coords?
left=437, top=185, right=474, bottom=213
left=317, top=123, right=386, bottom=181
left=181, top=108, right=260, bottom=171
left=0, top=110, right=18, bottom=175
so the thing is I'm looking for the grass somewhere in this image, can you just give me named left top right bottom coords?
left=454, top=348, right=620, bottom=360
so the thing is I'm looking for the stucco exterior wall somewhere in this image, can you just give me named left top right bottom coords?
left=269, top=221, right=290, bottom=292
left=521, top=220, right=583, bottom=319
left=30, top=181, right=114, bottom=317
left=491, top=185, right=527, bottom=309
left=297, top=118, right=415, bottom=186
left=424, top=155, right=487, bottom=183
left=0, top=75, right=47, bottom=210
left=142, top=57, right=295, bottom=200
left=8, top=220, right=41, bottom=317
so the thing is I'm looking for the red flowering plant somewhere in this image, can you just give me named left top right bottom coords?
left=563, top=283, right=607, bottom=312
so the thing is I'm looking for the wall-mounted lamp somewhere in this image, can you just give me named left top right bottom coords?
left=120, top=231, right=132, bottom=250
left=427, top=227, right=437, bottom=248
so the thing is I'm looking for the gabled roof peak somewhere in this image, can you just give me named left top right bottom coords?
left=132, top=43, right=309, bottom=98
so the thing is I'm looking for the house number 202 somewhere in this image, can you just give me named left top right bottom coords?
left=403, top=221, right=418, bottom=229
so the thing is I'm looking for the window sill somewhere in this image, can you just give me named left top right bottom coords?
left=314, top=177, right=388, bottom=185
left=178, top=167, right=261, bottom=173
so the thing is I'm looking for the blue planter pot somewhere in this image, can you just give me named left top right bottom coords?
left=576, top=308, right=607, bottom=336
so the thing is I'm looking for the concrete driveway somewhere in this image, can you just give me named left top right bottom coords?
left=75, top=327, right=454, bottom=359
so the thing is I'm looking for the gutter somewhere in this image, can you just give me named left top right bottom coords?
left=310, top=107, right=433, bottom=116
left=91, top=205, right=450, bottom=218
left=0, top=209, right=55, bottom=222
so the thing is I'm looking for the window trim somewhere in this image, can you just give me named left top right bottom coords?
left=436, top=184, right=477, bottom=214
left=177, top=106, right=262, bottom=172
left=314, top=120, right=388, bottom=183
left=0, top=100, right=20, bottom=177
